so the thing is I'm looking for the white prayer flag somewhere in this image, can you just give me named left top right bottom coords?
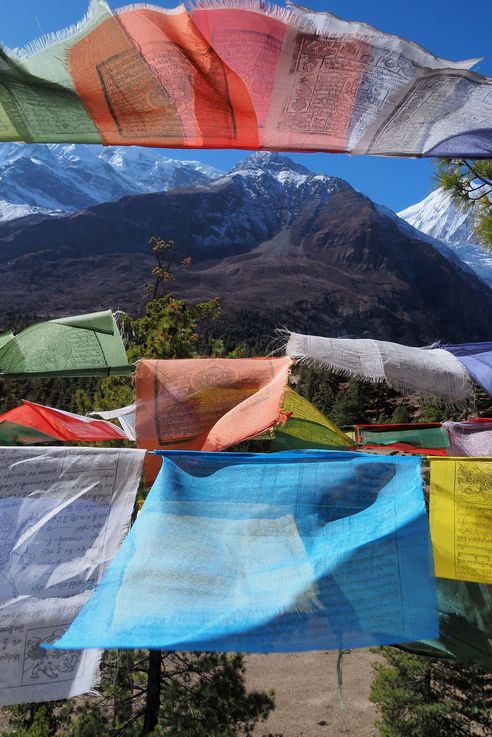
left=0, top=447, right=145, bottom=706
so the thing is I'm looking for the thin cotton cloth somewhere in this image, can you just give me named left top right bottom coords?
left=0, top=422, right=57, bottom=445
left=0, top=447, right=145, bottom=706
left=355, top=423, right=450, bottom=456
left=430, top=458, right=492, bottom=584
left=401, top=578, right=492, bottom=668
left=271, top=388, right=353, bottom=451
left=135, top=357, right=292, bottom=483
left=443, top=343, right=492, bottom=398
left=0, top=400, right=128, bottom=442
left=90, top=403, right=136, bottom=441
left=0, top=310, right=131, bottom=378
left=50, top=449, right=438, bottom=653
left=285, top=331, right=472, bottom=402
left=444, top=420, right=492, bottom=457
left=0, top=1, right=490, bottom=157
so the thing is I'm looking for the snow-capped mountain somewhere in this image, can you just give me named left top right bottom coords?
left=399, top=188, right=477, bottom=246
left=0, top=143, right=224, bottom=219
left=0, top=200, right=63, bottom=222
left=398, top=188, right=492, bottom=288
left=171, top=152, right=354, bottom=250
left=1, top=150, right=491, bottom=345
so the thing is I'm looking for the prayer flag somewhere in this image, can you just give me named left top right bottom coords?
left=356, top=423, right=450, bottom=456
left=443, top=343, right=492, bottom=398
left=50, top=449, right=438, bottom=653
left=0, top=447, right=145, bottom=706
left=135, top=357, right=292, bottom=483
left=90, top=403, right=136, bottom=441
left=285, top=332, right=472, bottom=402
left=0, top=2, right=490, bottom=157
left=402, top=579, right=492, bottom=668
left=0, top=400, right=128, bottom=442
left=444, top=420, right=492, bottom=457
left=0, top=422, right=56, bottom=445
left=271, top=388, right=353, bottom=450
left=0, top=310, right=131, bottom=378
left=430, top=458, right=492, bottom=584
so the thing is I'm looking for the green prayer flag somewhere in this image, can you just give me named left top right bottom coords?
left=400, top=579, right=492, bottom=667
left=359, top=426, right=450, bottom=449
left=272, top=389, right=353, bottom=451
left=0, top=310, right=131, bottom=378
left=0, top=421, right=57, bottom=445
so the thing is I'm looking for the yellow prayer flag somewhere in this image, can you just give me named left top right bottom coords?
left=430, top=458, right=492, bottom=584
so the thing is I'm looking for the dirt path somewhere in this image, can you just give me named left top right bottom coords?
left=247, top=649, right=380, bottom=737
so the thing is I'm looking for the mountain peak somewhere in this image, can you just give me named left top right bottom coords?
left=230, top=152, right=312, bottom=176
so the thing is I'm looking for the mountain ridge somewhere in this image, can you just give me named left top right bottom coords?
left=0, top=151, right=490, bottom=346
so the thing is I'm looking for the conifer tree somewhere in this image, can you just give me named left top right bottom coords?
left=437, top=159, right=492, bottom=248
left=371, top=648, right=492, bottom=737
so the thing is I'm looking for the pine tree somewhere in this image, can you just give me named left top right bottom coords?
left=437, top=159, right=492, bottom=249
left=370, top=648, right=492, bottom=737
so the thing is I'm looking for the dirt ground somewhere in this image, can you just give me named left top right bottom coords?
left=0, top=650, right=380, bottom=736
left=247, top=649, right=380, bottom=737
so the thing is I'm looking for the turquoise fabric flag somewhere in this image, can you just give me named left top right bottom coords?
left=50, top=450, right=438, bottom=653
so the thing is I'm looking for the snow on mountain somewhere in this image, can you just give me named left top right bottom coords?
left=398, top=188, right=478, bottom=246
left=1, top=140, right=490, bottom=292
left=0, top=143, right=224, bottom=219
left=398, top=188, right=492, bottom=288
left=0, top=200, right=63, bottom=222
left=173, top=152, right=355, bottom=251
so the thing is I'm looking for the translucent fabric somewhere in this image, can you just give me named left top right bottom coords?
left=135, top=357, right=292, bottom=484
left=1, top=1, right=491, bottom=157
left=90, top=403, right=136, bottom=441
left=444, top=420, right=492, bottom=457
left=51, top=450, right=438, bottom=653
left=0, top=311, right=130, bottom=378
left=444, top=342, right=492, bottom=398
left=355, top=423, right=450, bottom=456
left=0, top=400, right=127, bottom=442
left=285, top=332, right=472, bottom=402
left=271, top=389, right=353, bottom=451
left=0, top=422, right=56, bottom=445
left=0, top=447, right=145, bottom=706
left=430, top=458, right=492, bottom=584
left=401, top=578, right=492, bottom=668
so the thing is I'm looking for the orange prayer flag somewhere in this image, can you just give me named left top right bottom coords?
left=136, top=357, right=292, bottom=484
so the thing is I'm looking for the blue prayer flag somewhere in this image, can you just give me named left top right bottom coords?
left=444, top=342, right=492, bottom=399
left=49, top=450, right=438, bottom=653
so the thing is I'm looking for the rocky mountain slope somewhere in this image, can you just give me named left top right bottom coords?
left=0, top=152, right=490, bottom=346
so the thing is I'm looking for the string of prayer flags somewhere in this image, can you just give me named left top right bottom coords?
left=430, top=458, right=492, bottom=584
left=284, top=331, right=473, bottom=402
left=355, top=423, right=450, bottom=456
left=0, top=310, right=131, bottom=378
left=0, top=1, right=491, bottom=157
left=0, top=447, right=145, bottom=706
left=442, top=342, right=492, bottom=398
left=50, top=449, right=438, bottom=653
left=401, top=579, right=492, bottom=668
left=444, top=420, right=492, bottom=457
left=0, top=400, right=128, bottom=443
left=90, top=403, right=136, bottom=441
left=135, top=357, right=292, bottom=484
left=271, top=388, right=353, bottom=451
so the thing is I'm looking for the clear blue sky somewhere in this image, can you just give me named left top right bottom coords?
left=1, top=0, right=491, bottom=211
